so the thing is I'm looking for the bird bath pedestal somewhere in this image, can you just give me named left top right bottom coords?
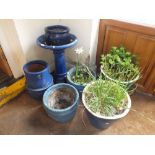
left=37, top=25, right=78, bottom=83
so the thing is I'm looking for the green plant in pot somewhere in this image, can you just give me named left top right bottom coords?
left=67, top=47, right=95, bottom=95
left=100, top=46, right=141, bottom=94
left=82, top=79, right=131, bottom=129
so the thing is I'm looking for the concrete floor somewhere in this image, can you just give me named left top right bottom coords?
left=0, top=91, right=155, bottom=135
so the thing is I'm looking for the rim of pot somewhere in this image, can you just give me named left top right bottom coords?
left=37, top=34, right=78, bottom=50
left=45, top=25, right=70, bottom=34
left=43, top=83, right=79, bottom=112
left=67, top=66, right=96, bottom=87
left=82, top=81, right=131, bottom=120
left=100, top=66, right=139, bottom=84
left=23, top=60, right=48, bottom=75
left=26, top=82, right=53, bottom=91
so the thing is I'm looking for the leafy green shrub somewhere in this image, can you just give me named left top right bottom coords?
left=100, top=46, right=140, bottom=82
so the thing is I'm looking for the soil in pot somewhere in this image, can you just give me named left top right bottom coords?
left=28, top=64, right=45, bottom=72
left=48, top=88, right=75, bottom=109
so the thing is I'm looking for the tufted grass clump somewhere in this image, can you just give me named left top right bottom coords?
left=72, top=64, right=95, bottom=85
left=84, top=79, right=128, bottom=117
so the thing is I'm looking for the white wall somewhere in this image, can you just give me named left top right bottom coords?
left=59, top=19, right=95, bottom=67
left=0, top=19, right=26, bottom=78
left=14, top=19, right=59, bottom=71
left=89, top=19, right=100, bottom=67
left=118, top=18, right=155, bottom=28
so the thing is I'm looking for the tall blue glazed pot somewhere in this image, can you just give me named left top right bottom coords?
left=23, top=60, right=53, bottom=89
left=43, top=83, right=79, bottom=123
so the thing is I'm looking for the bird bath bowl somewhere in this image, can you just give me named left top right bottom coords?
left=37, top=25, right=78, bottom=83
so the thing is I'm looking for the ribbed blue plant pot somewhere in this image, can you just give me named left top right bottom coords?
left=43, top=83, right=79, bottom=123
left=67, top=66, right=95, bottom=97
left=23, top=60, right=53, bottom=89
left=27, top=83, right=53, bottom=100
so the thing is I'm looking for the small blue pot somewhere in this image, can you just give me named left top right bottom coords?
left=27, top=83, right=53, bottom=100
left=23, top=60, right=53, bottom=89
left=67, top=67, right=95, bottom=96
left=44, top=25, right=70, bottom=45
left=43, top=83, right=79, bottom=123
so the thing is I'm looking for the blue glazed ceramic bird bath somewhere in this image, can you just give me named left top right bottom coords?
left=37, top=25, right=78, bottom=83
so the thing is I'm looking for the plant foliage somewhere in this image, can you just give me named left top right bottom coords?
left=72, top=64, right=95, bottom=85
left=84, top=79, right=127, bottom=116
left=100, top=46, right=140, bottom=82
left=72, top=47, right=95, bottom=85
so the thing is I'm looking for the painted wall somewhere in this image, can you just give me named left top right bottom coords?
left=0, top=19, right=26, bottom=78
left=58, top=19, right=93, bottom=66
left=14, top=19, right=59, bottom=71
left=118, top=18, right=155, bottom=28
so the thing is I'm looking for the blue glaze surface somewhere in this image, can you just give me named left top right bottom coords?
left=86, top=110, right=115, bottom=129
left=37, top=34, right=78, bottom=50
left=43, top=83, right=79, bottom=123
left=27, top=83, right=53, bottom=100
left=23, top=60, right=53, bottom=89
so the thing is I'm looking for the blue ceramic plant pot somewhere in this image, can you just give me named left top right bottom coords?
left=82, top=81, right=131, bottom=129
left=43, top=83, right=79, bottom=123
left=86, top=110, right=116, bottom=129
left=23, top=60, right=53, bottom=89
left=66, top=66, right=95, bottom=97
left=44, top=25, right=70, bottom=45
left=27, top=83, right=53, bottom=100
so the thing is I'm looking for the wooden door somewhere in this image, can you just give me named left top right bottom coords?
left=96, top=19, right=155, bottom=95
left=0, top=45, right=12, bottom=77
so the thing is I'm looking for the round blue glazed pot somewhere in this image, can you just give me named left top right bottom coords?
left=23, top=60, right=53, bottom=89
left=44, top=25, right=70, bottom=45
left=66, top=66, right=95, bottom=97
left=43, top=83, right=79, bottom=123
left=82, top=81, right=131, bottom=129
